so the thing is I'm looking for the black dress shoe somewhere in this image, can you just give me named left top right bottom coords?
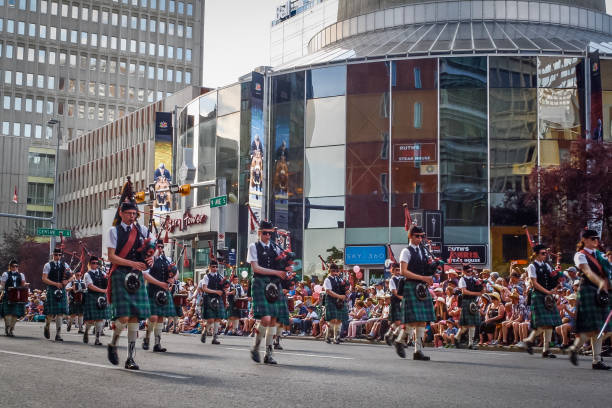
left=468, top=344, right=479, bottom=350
left=78, top=329, right=84, bottom=334
left=395, top=341, right=406, bottom=358
left=525, top=341, right=534, bottom=355
left=334, top=338, right=341, bottom=345
left=124, top=358, right=139, bottom=370
left=200, top=332, right=206, bottom=343
left=94, top=339, right=103, bottom=346
left=153, top=344, right=167, bottom=352
left=83, top=331, right=89, bottom=344
left=66, top=324, right=71, bottom=332
left=569, top=349, right=579, bottom=366
left=250, top=348, right=261, bottom=363
left=142, top=338, right=150, bottom=350
left=325, top=337, right=332, bottom=344
left=211, top=338, right=221, bottom=345
left=55, top=335, right=64, bottom=342
left=384, top=333, right=393, bottom=346
left=592, top=361, right=611, bottom=370
left=107, top=345, right=119, bottom=365
left=274, top=343, right=283, bottom=349
left=413, top=351, right=430, bottom=361
left=542, top=351, right=557, bottom=358
left=44, top=326, right=50, bottom=339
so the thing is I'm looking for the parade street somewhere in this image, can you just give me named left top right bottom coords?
left=0, top=323, right=608, bottom=408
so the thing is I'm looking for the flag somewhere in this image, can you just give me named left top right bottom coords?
left=12, top=186, right=18, bottom=203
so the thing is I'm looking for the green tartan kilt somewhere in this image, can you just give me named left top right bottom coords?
left=459, top=297, right=481, bottom=327
left=201, top=295, right=226, bottom=320
left=68, top=299, right=84, bottom=315
left=109, top=269, right=150, bottom=321
left=82, top=292, right=110, bottom=321
left=574, top=284, right=612, bottom=333
left=277, top=294, right=290, bottom=326
left=44, top=286, right=69, bottom=316
left=251, top=276, right=287, bottom=320
left=147, top=286, right=177, bottom=317
left=227, top=299, right=241, bottom=318
left=1, top=297, right=26, bottom=318
left=530, top=291, right=562, bottom=328
left=324, top=296, right=349, bottom=322
left=389, top=300, right=403, bottom=323
left=401, top=280, right=435, bottom=323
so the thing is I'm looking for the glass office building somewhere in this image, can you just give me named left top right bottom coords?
left=177, top=1, right=612, bottom=279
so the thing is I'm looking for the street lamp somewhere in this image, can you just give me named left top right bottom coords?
left=47, top=119, right=61, bottom=256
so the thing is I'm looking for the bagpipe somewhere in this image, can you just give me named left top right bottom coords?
left=334, top=274, right=350, bottom=310
left=264, top=229, right=297, bottom=303
left=207, top=240, right=231, bottom=310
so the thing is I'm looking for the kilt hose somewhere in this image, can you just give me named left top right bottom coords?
left=574, top=284, right=612, bottom=333
left=530, top=291, right=562, bottom=328
left=251, top=276, right=287, bottom=320
left=459, top=297, right=481, bottom=327
left=82, top=291, right=110, bottom=321
left=401, top=280, right=435, bottom=323
left=44, top=286, right=68, bottom=316
left=109, top=269, right=150, bottom=321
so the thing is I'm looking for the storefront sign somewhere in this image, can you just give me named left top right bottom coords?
left=393, top=143, right=436, bottom=163
left=443, top=244, right=487, bottom=265
left=345, top=246, right=386, bottom=265
left=165, top=207, right=210, bottom=233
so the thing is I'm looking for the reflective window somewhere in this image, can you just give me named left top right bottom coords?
left=196, top=93, right=216, bottom=204
left=216, top=112, right=240, bottom=200
left=538, top=57, right=580, bottom=88
left=305, top=96, right=345, bottom=147
left=304, top=198, right=344, bottom=229
left=217, top=83, right=241, bottom=116
left=306, top=65, right=346, bottom=99
left=305, top=145, right=345, bottom=197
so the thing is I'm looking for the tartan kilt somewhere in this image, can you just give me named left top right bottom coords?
left=1, top=297, right=26, bottom=318
left=227, top=299, right=241, bottom=318
left=147, top=287, right=177, bottom=317
left=324, top=296, right=349, bottom=322
left=401, top=280, right=435, bottom=323
left=44, top=286, right=69, bottom=316
left=530, top=291, right=562, bottom=328
left=69, top=299, right=84, bottom=315
left=109, top=269, right=150, bottom=321
left=459, top=297, right=481, bottom=327
left=201, top=295, right=226, bottom=320
left=82, top=292, right=110, bottom=321
left=389, top=300, right=403, bottom=323
left=277, top=294, right=291, bottom=326
left=574, top=284, right=612, bottom=333
left=251, top=276, right=287, bottom=320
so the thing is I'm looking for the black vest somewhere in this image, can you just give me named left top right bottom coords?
left=115, top=224, right=144, bottom=263
left=533, top=262, right=558, bottom=291
left=391, top=276, right=404, bottom=302
left=150, top=255, right=170, bottom=282
left=207, top=273, right=223, bottom=291
left=5, top=272, right=22, bottom=289
left=329, top=276, right=345, bottom=295
left=581, top=250, right=606, bottom=287
left=407, top=246, right=427, bottom=278
left=254, top=242, right=278, bottom=277
left=48, top=262, right=66, bottom=283
left=463, top=276, right=481, bottom=300
left=88, top=270, right=107, bottom=290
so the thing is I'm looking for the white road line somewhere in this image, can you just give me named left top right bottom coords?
left=0, top=350, right=191, bottom=379
left=224, top=347, right=354, bottom=360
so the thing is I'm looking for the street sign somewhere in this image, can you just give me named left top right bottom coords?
left=210, top=195, right=227, bottom=208
left=37, top=228, right=72, bottom=237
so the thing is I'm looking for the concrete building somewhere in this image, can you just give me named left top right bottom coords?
left=0, top=0, right=204, bottom=238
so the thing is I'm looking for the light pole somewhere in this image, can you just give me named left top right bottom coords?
left=47, top=118, right=61, bottom=256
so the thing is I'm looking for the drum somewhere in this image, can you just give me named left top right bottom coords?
left=234, top=298, right=249, bottom=309
left=7, top=287, right=28, bottom=304
left=173, top=294, right=188, bottom=306
left=73, top=291, right=84, bottom=304
left=287, top=297, right=295, bottom=312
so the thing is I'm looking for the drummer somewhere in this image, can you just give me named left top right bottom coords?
left=227, top=274, right=246, bottom=335
left=66, top=270, right=86, bottom=334
left=1, top=259, right=28, bottom=337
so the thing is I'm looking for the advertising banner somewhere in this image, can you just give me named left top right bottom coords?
left=154, top=112, right=173, bottom=212
left=443, top=244, right=487, bottom=265
left=248, top=72, right=265, bottom=229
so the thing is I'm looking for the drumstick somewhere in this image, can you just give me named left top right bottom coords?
left=597, top=310, right=612, bottom=340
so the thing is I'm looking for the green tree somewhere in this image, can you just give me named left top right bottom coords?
left=0, top=223, right=32, bottom=268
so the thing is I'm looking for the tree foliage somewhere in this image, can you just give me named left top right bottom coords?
left=0, top=224, right=32, bottom=269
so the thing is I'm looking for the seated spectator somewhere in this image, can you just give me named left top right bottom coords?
left=301, top=305, right=319, bottom=336
left=555, top=294, right=576, bottom=348
left=346, top=300, right=367, bottom=338
left=479, top=292, right=505, bottom=345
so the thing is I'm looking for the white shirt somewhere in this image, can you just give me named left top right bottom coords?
left=107, top=222, right=150, bottom=249
left=458, top=277, right=467, bottom=288
left=574, top=247, right=594, bottom=267
left=389, top=277, right=397, bottom=291
left=1, top=272, right=26, bottom=285
left=306, top=310, right=319, bottom=320
left=399, top=244, right=423, bottom=264
left=323, top=276, right=333, bottom=291
left=42, top=261, right=71, bottom=276
left=201, top=272, right=222, bottom=287
left=84, top=270, right=107, bottom=287
left=247, top=241, right=280, bottom=264
left=527, top=261, right=551, bottom=279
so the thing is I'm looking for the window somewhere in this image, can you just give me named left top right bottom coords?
left=157, top=66, right=163, bottom=80
left=168, top=23, right=174, bottom=35
left=160, top=0, right=165, bottom=11
left=79, top=80, right=85, bottom=93
left=7, top=20, right=14, bottom=34
left=48, top=76, right=54, bottom=89
left=90, top=57, right=96, bottom=70
left=6, top=44, right=13, bottom=58
left=121, top=14, right=127, bottom=27
left=177, top=47, right=182, bottom=60
left=158, top=44, right=164, bottom=57
left=28, top=23, right=35, bottom=37
left=92, top=8, right=98, bottom=22
left=159, top=21, right=165, bottom=34
left=19, top=0, right=26, bottom=10
left=178, top=2, right=183, bottom=14
left=177, top=24, right=183, bottom=37
left=59, top=51, right=66, bottom=64
left=37, top=74, right=44, bottom=88
left=149, top=43, right=155, bottom=56
left=169, top=0, right=175, bottom=13
left=101, top=35, right=107, bottom=48
left=47, top=99, right=54, bottom=114
left=69, top=52, right=76, bottom=66
left=150, top=19, right=156, bottom=32
left=49, top=50, right=56, bottom=64
left=167, top=46, right=173, bottom=59
left=112, top=12, right=118, bottom=26
left=4, top=71, right=11, bottom=84
left=98, top=83, right=105, bottom=96
left=60, top=28, right=67, bottom=41
left=110, top=59, right=117, bottom=73
left=67, top=102, right=74, bottom=116
left=80, top=31, right=87, bottom=45
left=151, top=0, right=156, bottom=9
left=91, top=33, right=97, bottom=47
left=187, top=3, right=192, bottom=15
left=140, top=17, right=146, bottom=31
left=80, top=54, right=87, bottom=67
left=148, top=65, right=154, bottom=79
left=82, top=7, right=88, bottom=21
left=185, top=48, right=191, bottom=62
left=109, top=84, right=116, bottom=97
left=89, top=81, right=95, bottom=96
left=102, top=10, right=108, bottom=24
left=61, top=3, right=68, bottom=17
left=71, top=4, right=78, bottom=19
left=26, top=73, right=33, bottom=86
left=167, top=68, right=173, bottom=82
left=186, top=25, right=192, bottom=38
left=128, top=86, right=135, bottom=99
left=17, top=46, right=24, bottom=61
left=111, top=36, right=117, bottom=49
left=185, top=71, right=191, bottom=83
left=15, top=71, right=23, bottom=86
left=25, top=97, right=32, bottom=112
left=14, top=96, right=22, bottom=111
left=51, top=2, right=58, bottom=15
left=78, top=103, right=85, bottom=119
left=119, top=60, right=126, bottom=73
left=35, top=125, right=42, bottom=138
left=50, top=27, right=56, bottom=40
left=139, top=41, right=145, bottom=54
left=36, top=98, right=43, bottom=113
left=3, top=96, right=10, bottom=110
left=13, top=123, right=21, bottom=137
left=88, top=105, right=94, bottom=120
left=30, top=0, right=37, bottom=11
left=38, top=49, right=46, bottom=63
left=138, top=64, right=145, bottom=77
left=70, top=30, right=77, bottom=43
left=130, top=39, right=136, bottom=53
left=24, top=123, right=31, bottom=137
left=18, top=21, right=25, bottom=36
left=100, top=58, right=107, bottom=72
left=41, top=1, right=48, bottom=13
left=131, top=16, right=137, bottom=29
left=39, top=25, right=47, bottom=39
left=28, top=47, right=35, bottom=61
left=120, top=38, right=126, bottom=51
left=129, top=62, right=135, bottom=74
left=27, top=183, right=54, bottom=206
left=176, top=70, right=182, bottom=83
left=2, top=122, right=9, bottom=135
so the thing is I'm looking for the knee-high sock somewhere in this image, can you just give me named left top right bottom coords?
left=415, top=327, right=425, bottom=352
left=393, top=325, right=402, bottom=336
left=525, top=327, right=543, bottom=343
left=333, top=323, right=340, bottom=339
left=456, top=327, right=466, bottom=341
left=591, top=336, right=603, bottom=363
left=78, top=315, right=83, bottom=329
left=266, top=326, right=276, bottom=347
left=173, top=316, right=179, bottom=330
left=95, top=321, right=104, bottom=339
left=213, top=322, right=220, bottom=338
left=468, top=327, right=476, bottom=346
left=11, top=315, right=18, bottom=330
left=85, top=322, right=92, bottom=335
left=543, top=329, right=553, bottom=352
left=145, top=319, right=153, bottom=341
left=154, top=322, right=163, bottom=346
left=253, top=322, right=265, bottom=350
left=395, top=328, right=406, bottom=344
left=55, top=316, right=62, bottom=334
left=127, top=323, right=139, bottom=359
left=4, top=316, right=10, bottom=329
left=111, top=321, right=126, bottom=346
left=569, top=333, right=588, bottom=352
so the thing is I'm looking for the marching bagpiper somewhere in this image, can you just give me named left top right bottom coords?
left=522, top=244, right=562, bottom=358
left=82, top=256, right=109, bottom=346
left=226, top=275, right=246, bottom=335
left=323, top=263, right=348, bottom=344
left=455, top=264, right=484, bottom=350
left=384, top=263, right=404, bottom=345
left=41, top=248, right=72, bottom=341
left=0, top=259, right=28, bottom=336
left=199, top=259, right=227, bottom=345
left=568, top=230, right=612, bottom=370
left=246, top=220, right=292, bottom=364
left=66, top=270, right=86, bottom=334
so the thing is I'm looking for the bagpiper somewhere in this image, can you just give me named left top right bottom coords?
left=82, top=256, right=109, bottom=346
left=455, top=264, right=484, bottom=350
left=323, top=263, right=348, bottom=344
left=384, top=263, right=404, bottom=345
left=1, top=259, right=28, bottom=336
left=66, top=270, right=86, bottom=334
left=41, top=248, right=72, bottom=341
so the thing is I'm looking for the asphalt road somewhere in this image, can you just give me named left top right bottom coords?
left=0, top=322, right=609, bottom=408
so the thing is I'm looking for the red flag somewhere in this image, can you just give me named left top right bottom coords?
left=403, top=203, right=412, bottom=231
left=12, top=186, right=18, bottom=203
